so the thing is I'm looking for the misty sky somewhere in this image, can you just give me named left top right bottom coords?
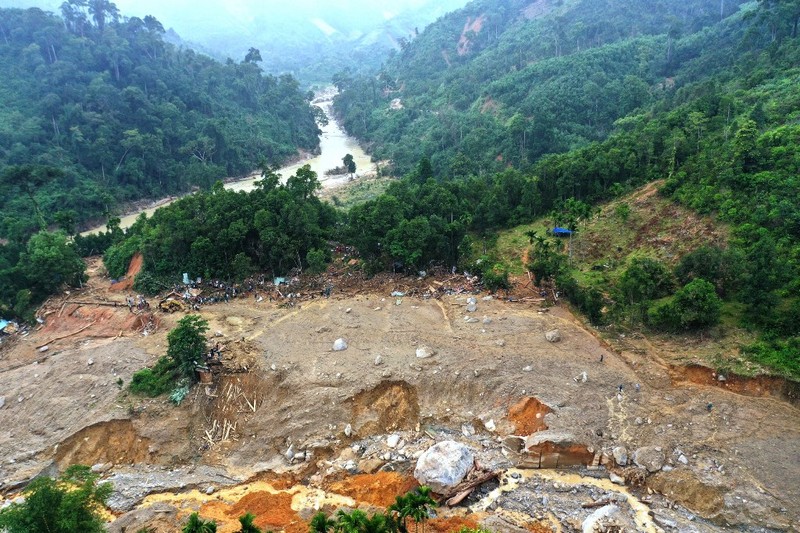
left=0, top=0, right=470, bottom=43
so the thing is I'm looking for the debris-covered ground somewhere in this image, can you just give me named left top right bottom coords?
left=1, top=259, right=798, bottom=532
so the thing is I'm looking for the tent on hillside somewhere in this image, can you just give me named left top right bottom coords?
left=550, top=227, right=574, bottom=237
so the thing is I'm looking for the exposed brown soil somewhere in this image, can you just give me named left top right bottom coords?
left=648, top=469, right=726, bottom=518
left=225, top=491, right=304, bottom=532
left=672, top=364, right=800, bottom=405
left=351, top=381, right=420, bottom=434
left=54, top=419, right=152, bottom=468
left=326, top=472, right=418, bottom=508
left=457, top=15, right=486, bottom=55
left=507, top=397, right=552, bottom=435
left=426, top=515, right=481, bottom=532
left=110, top=252, right=143, bottom=292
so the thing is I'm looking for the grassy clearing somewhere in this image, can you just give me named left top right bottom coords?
left=320, top=177, right=393, bottom=210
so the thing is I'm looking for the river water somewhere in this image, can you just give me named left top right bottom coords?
left=82, top=93, right=373, bottom=236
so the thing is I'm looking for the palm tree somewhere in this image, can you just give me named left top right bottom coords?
left=362, top=512, right=390, bottom=533
left=238, top=513, right=263, bottom=533
left=182, top=512, right=218, bottom=533
left=387, top=494, right=410, bottom=533
left=88, top=0, right=119, bottom=32
left=310, top=512, right=336, bottom=533
left=405, top=487, right=437, bottom=533
left=335, top=509, right=369, bottom=533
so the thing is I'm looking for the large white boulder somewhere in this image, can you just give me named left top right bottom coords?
left=413, top=440, right=474, bottom=493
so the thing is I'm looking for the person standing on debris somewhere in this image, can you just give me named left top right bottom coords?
left=707, top=402, right=713, bottom=412
left=324, top=284, right=332, bottom=298
left=126, top=295, right=134, bottom=312
left=635, top=383, right=641, bottom=392
left=618, top=384, right=624, bottom=393
left=599, top=353, right=604, bottom=363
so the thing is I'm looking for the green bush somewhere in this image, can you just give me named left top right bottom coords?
left=618, top=257, right=674, bottom=304
left=168, top=315, right=209, bottom=383
left=0, top=465, right=111, bottom=533
left=306, top=248, right=330, bottom=275
left=558, top=274, right=605, bottom=325
left=129, top=357, right=177, bottom=397
left=741, top=337, right=800, bottom=380
left=481, top=263, right=511, bottom=292
left=132, top=270, right=173, bottom=296
left=648, top=279, right=722, bottom=331
left=103, top=237, right=141, bottom=279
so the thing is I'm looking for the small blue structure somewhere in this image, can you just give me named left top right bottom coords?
left=0, top=319, right=8, bottom=331
left=551, top=227, right=574, bottom=237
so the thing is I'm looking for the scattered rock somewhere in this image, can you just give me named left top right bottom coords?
left=91, top=462, right=112, bottom=474
left=545, top=329, right=561, bottom=343
left=285, top=444, right=295, bottom=462
left=344, top=424, right=353, bottom=437
left=633, top=446, right=665, bottom=473
left=581, top=504, right=620, bottom=533
left=333, top=338, right=348, bottom=351
left=483, top=419, right=496, bottom=432
left=464, top=316, right=479, bottom=323
left=0, top=397, right=4, bottom=409
left=466, top=303, right=477, bottom=313
left=494, top=339, right=506, bottom=347
left=612, top=446, right=628, bottom=466
left=38, top=346, right=49, bottom=353
left=358, top=458, right=384, bottom=474
left=386, top=434, right=401, bottom=448
left=205, top=486, right=215, bottom=495
left=523, top=366, right=533, bottom=372
left=414, top=440, right=475, bottom=494
left=316, top=326, right=331, bottom=334
left=345, top=308, right=352, bottom=314
left=415, top=346, right=436, bottom=359
left=634, top=417, right=644, bottom=425
left=609, top=472, right=625, bottom=485
left=482, top=316, right=492, bottom=325
left=481, top=296, right=493, bottom=301
left=678, top=454, right=688, bottom=465
left=374, top=355, right=384, bottom=366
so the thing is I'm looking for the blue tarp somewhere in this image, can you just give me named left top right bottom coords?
left=551, top=227, right=574, bottom=236
left=0, top=320, right=8, bottom=331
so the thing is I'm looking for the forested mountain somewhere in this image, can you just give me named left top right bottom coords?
left=328, top=0, right=799, bottom=376
left=334, top=0, right=758, bottom=175
left=0, top=5, right=320, bottom=240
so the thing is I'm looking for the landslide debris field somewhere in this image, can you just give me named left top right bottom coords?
left=0, top=262, right=798, bottom=533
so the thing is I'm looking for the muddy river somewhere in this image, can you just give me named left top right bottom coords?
left=82, top=92, right=373, bottom=236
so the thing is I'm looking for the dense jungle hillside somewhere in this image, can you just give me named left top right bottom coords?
left=0, top=5, right=320, bottom=240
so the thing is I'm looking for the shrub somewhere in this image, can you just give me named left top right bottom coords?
left=129, top=357, right=177, bottom=396
left=306, top=248, right=329, bottom=275
left=618, top=257, right=674, bottom=304
left=0, top=465, right=112, bottom=533
left=649, top=279, right=722, bottom=331
left=167, top=315, right=209, bottom=383
left=481, top=263, right=511, bottom=292
left=103, top=237, right=141, bottom=279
